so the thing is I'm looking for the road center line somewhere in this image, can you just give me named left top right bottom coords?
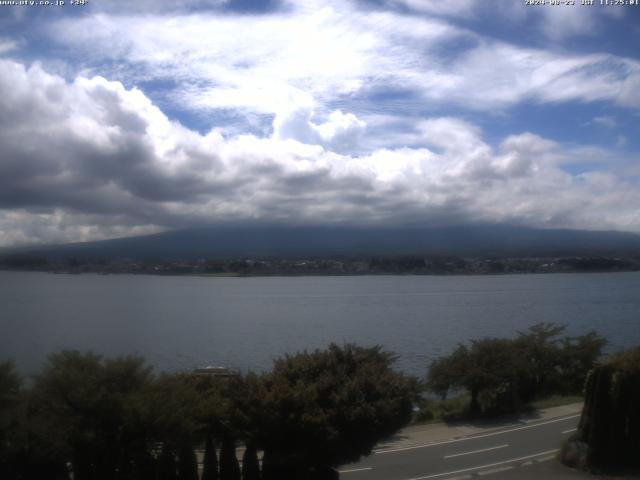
left=338, top=467, right=373, bottom=474
left=562, top=428, right=577, bottom=434
left=375, top=414, right=579, bottom=455
left=444, top=444, right=508, bottom=459
left=407, top=449, right=558, bottom=480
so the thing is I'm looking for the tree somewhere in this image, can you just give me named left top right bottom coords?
left=219, top=431, right=241, bottom=480
left=426, top=339, right=521, bottom=416
left=514, top=322, right=566, bottom=400
left=177, top=443, right=198, bottom=480
left=29, top=351, right=154, bottom=480
left=257, top=344, right=417, bottom=479
left=0, top=362, right=23, bottom=479
left=559, top=331, right=607, bottom=394
left=158, top=444, right=178, bottom=480
left=241, top=442, right=260, bottom=480
left=426, top=323, right=607, bottom=416
left=201, top=434, right=219, bottom=480
left=144, top=373, right=204, bottom=448
left=578, top=345, right=640, bottom=470
left=425, top=347, right=466, bottom=400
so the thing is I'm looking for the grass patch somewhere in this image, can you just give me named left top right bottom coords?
left=530, top=395, right=583, bottom=410
left=412, top=393, right=471, bottom=424
left=412, top=393, right=583, bottom=425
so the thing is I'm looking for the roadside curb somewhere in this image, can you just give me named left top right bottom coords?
left=373, top=403, right=583, bottom=454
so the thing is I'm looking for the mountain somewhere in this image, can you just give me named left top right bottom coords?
left=3, top=224, right=640, bottom=260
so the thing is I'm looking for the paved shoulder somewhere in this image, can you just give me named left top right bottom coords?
left=339, top=403, right=585, bottom=480
left=375, top=403, right=583, bottom=453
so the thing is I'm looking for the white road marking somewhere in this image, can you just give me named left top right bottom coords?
left=562, top=428, right=577, bottom=434
left=406, top=449, right=558, bottom=480
left=444, top=444, right=508, bottom=459
left=339, top=467, right=373, bottom=474
left=535, top=455, right=556, bottom=462
left=376, top=415, right=579, bottom=455
left=477, top=465, right=514, bottom=475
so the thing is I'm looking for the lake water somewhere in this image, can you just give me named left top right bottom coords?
left=1, top=271, right=639, bottom=377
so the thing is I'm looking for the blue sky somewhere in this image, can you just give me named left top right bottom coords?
left=0, top=0, right=638, bottom=246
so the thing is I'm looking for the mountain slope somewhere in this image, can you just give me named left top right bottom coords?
left=4, top=224, right=640, bottom=260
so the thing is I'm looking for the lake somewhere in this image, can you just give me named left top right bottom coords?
left=1, top=271, right=639, bottom=377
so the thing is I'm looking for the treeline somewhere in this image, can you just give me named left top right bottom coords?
left=0, top=345, right=417, bottom=480
left=0, top=324, right=613, bottom=479
left=425, top=323, right=606, bottom=417
left=2, top=254, right=640, bottom=276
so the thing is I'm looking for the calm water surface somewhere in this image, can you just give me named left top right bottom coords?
left=1, top=271, right=639, bottom=376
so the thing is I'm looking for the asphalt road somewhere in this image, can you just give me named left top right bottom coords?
left=338, top=413, right=580, bottom=480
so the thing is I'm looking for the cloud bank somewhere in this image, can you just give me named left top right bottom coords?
left=0, top=59, right=638, bottom=246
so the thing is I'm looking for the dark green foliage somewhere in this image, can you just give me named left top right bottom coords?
left=559, top=331, right=608, bottom=394
left=0, top=362, right=20, bottom=455
left=257, top=344, right=418, bottom=473
left=514, top=322, right=566, bottom=400
left=426, top=323, right=606, bottom=416
left=3, top=343, right=415, bottom=478
left=219, top=432, right=241, bottom=480
left=201, top=434, right=219, bottom=480
left=220, top=372, right=265, bottom=444
left=28, top=351, right=154, bottom=480
left=177, top=444, right=198, bottom=480
left=131, top=450, right=158, bottom=480
left=0, top=362, right=28, bottom=480
left=427, top=339, right=522, bottom=416
left=578, top=346, right=640, bottom=469
left=0, top=255, right=48, bottom=269
left=241, top=442, right=260, bottom=480
left=144, top=373, right=202, bottom=447
left=158, top=445, right=178, bottom=480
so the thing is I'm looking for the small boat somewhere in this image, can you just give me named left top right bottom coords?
left=192, top=365, right=239, bottom=377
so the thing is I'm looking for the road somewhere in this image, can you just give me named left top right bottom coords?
left=338, top=413, right=580, bottom=480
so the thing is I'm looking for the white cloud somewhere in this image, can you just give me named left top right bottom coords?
left=491, top=0, right=627, bottom=40
left=273, top=107, right=366, bottom=153
left=539, top=5, right=598, bottom=40
left=592, top=116, right=617, bottom=129
left=0, top=39, right=16, bottom=55
left=422, top=42, right=640, bottom=110
left=391, top=0, right=478, bottom=18
left=1, top=60, right=639, bottom=246
left=43, top=0, right=640, bottom=136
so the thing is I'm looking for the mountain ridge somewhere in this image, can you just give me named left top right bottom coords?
left=3, top=224, right=640, bottom=260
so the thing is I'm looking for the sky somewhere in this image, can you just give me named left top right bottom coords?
left=0, top=0, right=639, bottom=247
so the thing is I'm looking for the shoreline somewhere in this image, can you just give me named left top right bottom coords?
left=1, top=267, right=639, bottom=278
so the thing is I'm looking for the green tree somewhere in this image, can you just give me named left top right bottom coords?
left=30, top=351, right=154, bottom=480
left=578, top=345, right=640, bottom=469
left=241, top=442, right=260, bottom=480
left=177, top=443, right=198, bottom=480
left=427, top=324, right=607, bottom=417
left=219, top=431, right=241, bottom=480
left=158, top=444, right=178, bottom=480
left=427, top=339, right=521, bottom=416
left=0, top=362, right=24, bottom=479
left=201, top=433, right=219, bottom=480
left=559, top=331, right=607, bottom=394
left=144, top=373, right=202, bottom=447
left=425, top=345, right=468, bottom=401
left=257, top=344, right=417, bottom=479
left=514, top=322, right=566, bottom=400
